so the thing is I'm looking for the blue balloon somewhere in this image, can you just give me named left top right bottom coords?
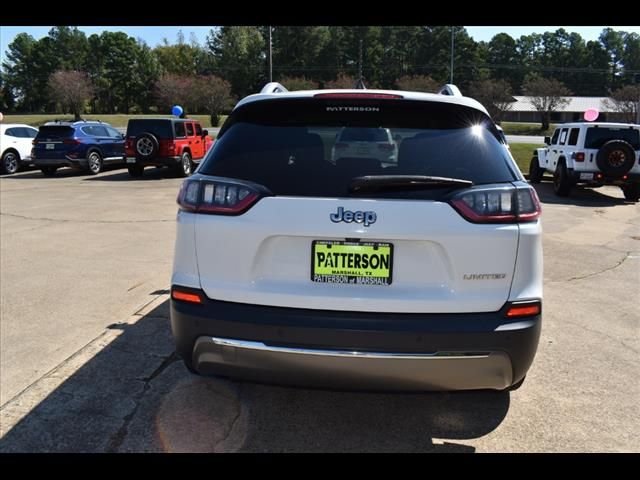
left=172, top=105, right=183, bottom=117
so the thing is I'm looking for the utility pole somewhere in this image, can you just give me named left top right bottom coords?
left=268, top=26, right=273, bottom=83
left=450, top=26, right=455, bottom=84
left=358, top=38, right=363, bottom=83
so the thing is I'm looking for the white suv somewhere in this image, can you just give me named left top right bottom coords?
left=529, top=122, right=640, bottom=200
left=170, top=83, right=543, bottom=391
left=1, top=124, right=39, bottom=174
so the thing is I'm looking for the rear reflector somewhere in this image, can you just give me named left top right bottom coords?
left=171, top=288, right=203, bottom=304
left=506, top=302, right=541, bottom=318
left=314, top=93, right=404, bottom=99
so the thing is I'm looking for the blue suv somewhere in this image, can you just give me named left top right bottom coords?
left=32, top=120, right=125, bottom=176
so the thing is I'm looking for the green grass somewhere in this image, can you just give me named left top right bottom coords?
left=1, top=114, right=228, bottom=128
left=501, top=121, right=555, bottom=137
left=509, top=143, right=544, bottom=173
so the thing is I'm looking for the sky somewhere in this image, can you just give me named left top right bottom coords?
left=2, top=26, right=640, bottom=64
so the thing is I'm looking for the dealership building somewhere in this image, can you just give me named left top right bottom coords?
left=502, top=96, right=632, bottom=123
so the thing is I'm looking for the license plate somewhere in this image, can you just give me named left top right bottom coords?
left=311, top=240, right=393, bottom=286
left=356, top=147, right=369, bottom=154
left=46, top=144, right=54, bottom=150
left=126, top=158, right=136, bottom=164
left=580, top=173, right=594, bottom=180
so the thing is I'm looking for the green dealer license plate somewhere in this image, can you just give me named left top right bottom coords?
left=311, top=240, right=393, bottom=286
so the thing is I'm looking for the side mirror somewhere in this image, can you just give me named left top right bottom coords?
left=121, top=133, right=126, bottom=139
left=202, top=129, right=209, bottom=137
left=544, top=136, right=551, bottom=145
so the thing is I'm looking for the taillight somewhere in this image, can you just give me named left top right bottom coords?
left=450, top=186, right=541, bottom=223
left=63, top=138, right=81, bottom=145
left=506, top=300, right=541, bottom=318
left=377, top=143, right=395, bottom=151
left=574, top=152, right=585, bottom=162
left=177, top=178, right=264, bottom=215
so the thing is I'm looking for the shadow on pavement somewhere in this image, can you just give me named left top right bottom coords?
left=0, top=296, right=510, bottom=453
left=0, top=165, right=126, bottom=180
left=82, top=167, right=183, bottom=182
left=532, top=180, right=629, bottom=207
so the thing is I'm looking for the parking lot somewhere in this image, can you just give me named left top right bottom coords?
left=0, top=166, right=638, bottom=452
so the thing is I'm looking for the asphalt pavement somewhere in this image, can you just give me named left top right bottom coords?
left=0, top=166, right=638, bottom=452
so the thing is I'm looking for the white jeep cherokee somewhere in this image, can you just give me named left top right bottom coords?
left=170, top=83, right=543, bottom=391
left=529, top=122, right=640, bottom=200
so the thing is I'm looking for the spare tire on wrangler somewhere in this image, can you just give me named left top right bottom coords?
left=134, top=132, right=159, bottom=160
left=596, top=139, right=636, bottom=177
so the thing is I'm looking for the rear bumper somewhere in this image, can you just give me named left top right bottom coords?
left=32, top=157, right=87, bottom=168
left=126, top=155, right=180, bottom=167
left=170, top=288, right=542, bottom=391
left=569, top=169, right=640, bottom=185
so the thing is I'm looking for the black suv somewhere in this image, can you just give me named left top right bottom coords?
left=124, top=118, right=213, bottom=177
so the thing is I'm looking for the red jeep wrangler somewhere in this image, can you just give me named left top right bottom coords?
left=124, top=118, right=214, bottom=177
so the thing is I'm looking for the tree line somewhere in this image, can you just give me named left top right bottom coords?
left=1, top=26, right=639, bottom=122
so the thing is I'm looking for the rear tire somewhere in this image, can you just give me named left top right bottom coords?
left=1, top=150, right=20, bottom=175
left=528, top=156, right=544, bottom=184
left=553, top=161, right=572, bottom=197
left=621, top=183, right=640, bottom=202
left=40, top=166, right=57, bottom=177
left=174, top=151, right=193, bottom=177
left=87, top=151, right=103, bottom=175
left=127, top=164, right=144, bottom=177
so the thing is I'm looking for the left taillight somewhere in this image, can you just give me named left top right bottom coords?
left=450, top=186, right=541, bottom=224
left=177, top=178, right=264, bottom=215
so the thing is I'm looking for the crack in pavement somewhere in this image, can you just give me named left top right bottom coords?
left=213, top=383, right=245, bottom=452
left=0, top=211, right=173, bottom=224
left=564, top=319, right=639, bottom=355
left=567, top=251, right=634, bottom=282
left=105, top=351, right=179, bottom=453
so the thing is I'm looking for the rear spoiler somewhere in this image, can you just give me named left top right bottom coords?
left=260, top=82, right=288, bottom=94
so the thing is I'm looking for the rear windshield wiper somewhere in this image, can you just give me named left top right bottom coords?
left=348, top=175, right=473, bottom=194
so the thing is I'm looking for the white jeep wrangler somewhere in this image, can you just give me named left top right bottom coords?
left=529, top=122, right=640, bottom=201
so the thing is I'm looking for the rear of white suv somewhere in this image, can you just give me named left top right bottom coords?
left=170, top=88, right=543, bottom=391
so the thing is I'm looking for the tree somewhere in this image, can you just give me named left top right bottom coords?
left=277, top=76, right=319, bottom=91
left=47, top=70, right=94, bottom=120
left=207, top=26, right=265, bottom=99
left=467, top=79, right=515, bottom=124
left=395, top=74, right=439, bottom=93
left=154, top=74, right=194, bottom=113
left=522, top=75, right=571, bottom=130
left=324, top=73, right=357, bottom=89
left=604, top=85, right=640, bottom=123
left=486, top=33, right=519, bottom=89
left=193, top=75, right=235, bottom=126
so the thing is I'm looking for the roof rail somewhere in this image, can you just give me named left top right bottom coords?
left=437, top=84, right=462, bottom=96
left=354, top=78, right=367, bottom=89
left=260, top=82, right=288, bottom=94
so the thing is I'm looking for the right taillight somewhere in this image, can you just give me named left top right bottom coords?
left=450, top=186, right=541, bottom=223
left=177, top=178, right=264, bottom=215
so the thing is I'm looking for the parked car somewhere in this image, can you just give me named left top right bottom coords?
left=1, top=124, right=39, bottom=174
left=331, top=127, right=398, bottom=165
left=31, top=120, right=125, bottom=176
left=529, top=122, right=640, bottom=200
left=169, top=83, right=543, bottom=392
left=124, top=118, right=214, bottom=178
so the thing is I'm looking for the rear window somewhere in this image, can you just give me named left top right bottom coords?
left=339, top=128, right=389, bottom=142
left=36, top=126, right=74, bottom=139
left=585, top=127, right=640, bottom=149
left=126, top=120, right=172, bottom=138
left=200, top=98, right=518, bottom=199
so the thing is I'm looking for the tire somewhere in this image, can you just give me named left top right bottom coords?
left=1, top=150, right=20, bottom=175
left=596, top=139, right=636, bottom=177
left=41, top=166, right=57, bottom=177
left=134, top=132, right=159, bottom=160
left=174, top=151, right=193, bottom=177
left=86, top=150, right=103, bottom=175
left=529, top=156, right=544, bottom=184
left=127, top=164, right=144, bottom=177
left=621, top=183, right=640, bottom=202
left=553, top=160, right=573, bottom=197
left=183, top=358, right=199, bottom=375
